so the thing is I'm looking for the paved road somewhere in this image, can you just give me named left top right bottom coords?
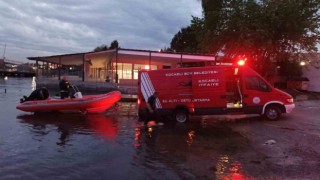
left=221, top=100, right=320, bottom=179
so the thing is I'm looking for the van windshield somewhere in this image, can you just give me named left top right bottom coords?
left=245, top=76, right=271, bottom=92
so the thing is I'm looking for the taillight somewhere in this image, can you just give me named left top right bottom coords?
left=137, top=98, right=141, bottom=105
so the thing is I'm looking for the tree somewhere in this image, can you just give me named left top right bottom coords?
left=257, top=0, right=320, bottom=75
left=109, top=40, right=119, bottom=49
left=93, top=44, right=108, bottom=52
left=93, top=40, right=120, bottom=52
left=169, top=16, right=204, bottom=53
left=176, top=0, right=320, bottom=76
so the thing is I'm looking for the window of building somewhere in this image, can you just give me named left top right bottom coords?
left=133, top=64, right=142, bottom=80
left=113, top=63, right=158, bottom=80
left=133, top=64, right=157, bottom=79
left=122, top=63, right=132, bottom=79
left=113, top=63, right=132, bottom=79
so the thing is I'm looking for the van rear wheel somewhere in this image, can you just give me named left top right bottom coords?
left=173, top=109, right=189, bottom=123
left=264, top=105, right=281, bottom=120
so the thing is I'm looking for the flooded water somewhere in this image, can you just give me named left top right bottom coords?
left=1, top=78, right=263, bottom=179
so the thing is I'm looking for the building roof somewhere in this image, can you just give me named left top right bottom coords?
left=27, top=52, right=88, bottom=65
left=27, top=48, right=216, bottom=65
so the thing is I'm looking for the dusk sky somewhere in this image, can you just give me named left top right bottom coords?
left=0, top=0, right=202, bottom=63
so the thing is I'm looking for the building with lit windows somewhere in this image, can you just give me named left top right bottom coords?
left=27, top=48, right=216, bottom=87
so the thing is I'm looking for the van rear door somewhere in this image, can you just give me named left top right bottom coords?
left=191, top=67, right=227, bottom=115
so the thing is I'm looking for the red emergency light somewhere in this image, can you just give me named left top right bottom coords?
left=237, top=58, right=247, bottom=66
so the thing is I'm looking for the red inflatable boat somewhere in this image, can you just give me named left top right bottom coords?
left=16, top=91, right=122, bottom=113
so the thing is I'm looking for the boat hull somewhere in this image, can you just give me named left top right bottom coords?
left=16, top=91, right=122, bottom=113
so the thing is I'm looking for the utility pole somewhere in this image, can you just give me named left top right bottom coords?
left=2, top=43, right=6, bottom=60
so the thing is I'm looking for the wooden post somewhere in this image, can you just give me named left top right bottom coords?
left=36, top=60, right=39, bottom=77
left=82, top=54, right=85, bottom=82
left=149, top=51, right=151, bottom=70
left=58, top=56, right=61, bottom=80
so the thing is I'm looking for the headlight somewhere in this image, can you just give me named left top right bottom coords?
left=287, top=98, right=294, bottom=103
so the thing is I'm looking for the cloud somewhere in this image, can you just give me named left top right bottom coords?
left=0, top=0, right=202, bottom=62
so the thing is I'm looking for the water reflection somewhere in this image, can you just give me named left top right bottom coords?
left=14, top=106, right=255, bottom=179
left=187, top=130, right=195, bottom=147
left=17, top=113, right=118, bottom=145
left=133, top=121, right=254, bottom=179
left=31, top=76, right=36, bottom=91
left=87, top=114, right=118, bottom=140
left=56, top=124, right=70, bottom=146
left=215, top=155, right=249, bottom=180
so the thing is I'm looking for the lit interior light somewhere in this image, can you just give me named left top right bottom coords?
left=144, top=65, right=150, bottom=70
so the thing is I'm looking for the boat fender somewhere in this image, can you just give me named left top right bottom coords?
left=74, top=92, right=83, bottom=98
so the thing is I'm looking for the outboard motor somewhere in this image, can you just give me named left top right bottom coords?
left=20, top=87, right=49, bottom=103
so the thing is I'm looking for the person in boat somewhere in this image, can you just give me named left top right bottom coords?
left=59, top=76, right=71, bottom=99
left=20, top=87, right=49, bottom=103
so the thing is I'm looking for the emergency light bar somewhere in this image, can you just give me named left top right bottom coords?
left=237, top=58, right=247, bottom=66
